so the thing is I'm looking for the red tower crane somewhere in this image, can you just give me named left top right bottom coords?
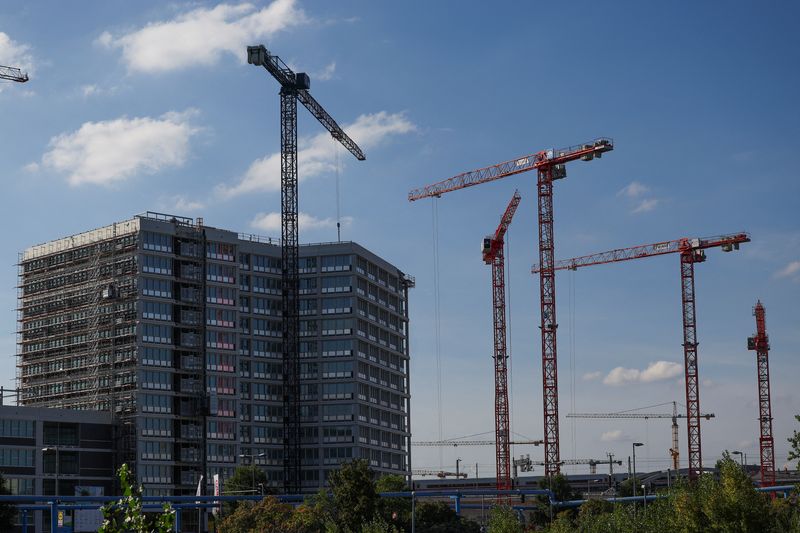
left=482, top=190, right=522, bottom=491
left=532, top=232, right=749, bottom=480
left=409, top=138, right=614, bottom=476
left=748, top=300, right=775, bottom=487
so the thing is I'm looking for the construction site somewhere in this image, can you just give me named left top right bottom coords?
left=0, top=2, right=798, bottom=532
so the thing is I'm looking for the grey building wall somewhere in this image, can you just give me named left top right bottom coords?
left=0, top=406, right=115, bottom=533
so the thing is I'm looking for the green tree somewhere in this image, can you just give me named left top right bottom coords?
left=789, top=415, right=800, bottom=470
left=216, top=495, right=310, bottom=533
left=487, top=505, right=523, bottom=533
left=99, top=464, right=174, bottom=533
left=327, top=459, right=379, bottom=532
left=376, top=474, right=411, bottom=530
left=222, top=465, right=271, bottom=514
left=0, top=472, right=17, bottom=531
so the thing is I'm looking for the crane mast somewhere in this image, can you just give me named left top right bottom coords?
left=482, top=191, right=521, bottom=491
left=247, top=45, right=365, bottom=493
left=533, top=232, right=749, bottom=480
left=748, top=300, right=775, bottom=487
left=409, top=138, right=614, bottom=476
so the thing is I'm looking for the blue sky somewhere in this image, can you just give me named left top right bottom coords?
left=0, top=1, right=798, bottom=477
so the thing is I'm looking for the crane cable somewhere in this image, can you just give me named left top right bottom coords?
left=505, top=233, right=515, bottom=462
left=335, top=142, right=341, bottom=242
left=569, top=269, right=577, bottom=463
left=432, top=199, right=444, bottom=468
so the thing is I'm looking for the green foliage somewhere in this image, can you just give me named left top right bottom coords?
left=376, top=474, right=411, bottom=530
left=414, top=501, right=481, bottom=533
left=99, top=464, right=174, bottom=533
left=487, top=505, right=524, bottom=533
left=543, top=454, right=794, bottom=533
left=223, top=465, right=271, bottom=514
left=0, top=472, right=16, bottom=531
left=789, top=415, right=800, bottom=470
left=217, top=496, right=308, bottom=533
left=327, top=459, right=378, bottom=531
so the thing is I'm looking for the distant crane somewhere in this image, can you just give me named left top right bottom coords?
left=247, top=45, right=365, bottom=493
left=534, top=456, right=622, bottom=476
left=0, top=65, right=28, bottom=83
left=412, top=439, right=543, bottom=447
left=412, top=469, right=468, bottom=479
left=532, top=232, right=750, bottom=480
left=567, top=402, right=716, bottom=470
left=410, top=138, right=614, bottom=476
left=748, top=300, right=775, bottom=487
left=482, top=190, right=522, bottom=491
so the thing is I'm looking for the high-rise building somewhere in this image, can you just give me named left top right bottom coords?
left=17, top=212, right=412, bottom=497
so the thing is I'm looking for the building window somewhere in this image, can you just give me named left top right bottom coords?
left=141, top=417, right=172, bottom=437
left=321, top=339, right=353, bottom=357
left=321, top=255, right=352, bottom=272
left=143, top=232, right=172, bottom=253
left=0, top=419, right=34, bottom=438
left=141, top=394, right=172, bottom=414
left=0, top=448, right=34, bottom=467
left=141, top=347, right=172, bottom=367
left=206, top=242, right=235, bottom=262
left=207, top=263, right=236, bottom=284
left=141, top=440, right=172, bottom=461
left=143, top=301, right=172, bottom=321
left=321, top=276, right=352, bottom=293
left=141, top=278, right=172, bottom=299
left=142, top=370, right=172, bottom=390
left=206, top=331, right=235, bottom=350
left=206, top=308, right=236, bottom=328
left=142, top=254, right=173, bottom=275
left=142, top=323, right=172, bottom=344
left=321, top=296, right=352, bottom=314
left=321, top=318, right=353, bottom=336
left=206, top=286, right=236, bottom=306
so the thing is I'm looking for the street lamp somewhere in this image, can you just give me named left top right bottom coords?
left=732, top=451, right=744, bottom=466
left=42, top=447, right=59, bottom=497
left=632, top=443, right=644, bottom=502
left=239, top=453, right=267, bottom=494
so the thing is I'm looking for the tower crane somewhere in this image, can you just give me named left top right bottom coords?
left=0, top=65, right=28, bottom=83
left=482, top=190, right=522, bottom=491
left=409, top=138, right=614, bottom=476
left=532, top=232, right=750, bottom=480
left=247, top=45, right=365, bottom=493
left=748, top=300, right=775, bottom=487
left=567, top=402, right=716, bottom=470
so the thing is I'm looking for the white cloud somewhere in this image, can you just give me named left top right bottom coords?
left=315, top=61, right=336, bottom=81
left=603, top=360, right=682, bottom=386
left=218, top=111, right=416, bottom=198
left=98, top=0, right=306, bottom=73
left=775, top=260, right=800, bottom=281
left=41, top=109, right=201, bottom=186
left=251, top=211, right=353, bottom=233
left=22, top=162, right=39, bottom=173
left=0, top=32, right=34, bottom=89
left=632, top=198, right=659, bottom=214
left=81, top=84, right=99, bottom=97
left=600, top=430, right=629, bottom=442
left=617, top=181, right=649, bottom=198
left=582, top=371, right=602, bottom=381
left=160, top=195, right=205, bottom=213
